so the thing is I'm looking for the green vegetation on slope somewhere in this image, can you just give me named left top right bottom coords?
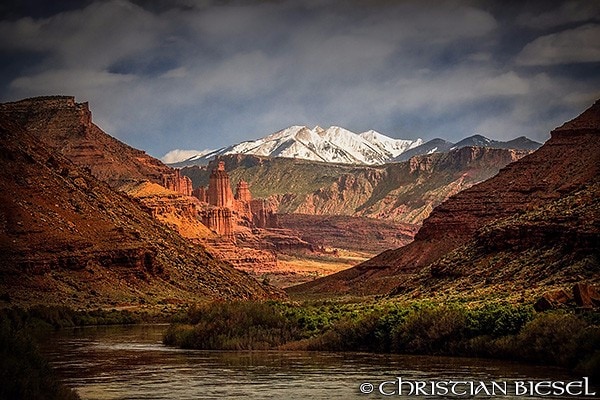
left=181, top=150, right=522, bottom=223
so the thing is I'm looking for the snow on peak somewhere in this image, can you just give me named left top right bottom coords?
left=359, top=130, right=423, bottom=158
left=169, top=125, right=423, bottom=166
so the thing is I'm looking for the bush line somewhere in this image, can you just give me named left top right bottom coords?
left=163, top=300, right=599, bottom=379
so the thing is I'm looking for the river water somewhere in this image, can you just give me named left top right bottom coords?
left=40, top=325, right=597, bottom=400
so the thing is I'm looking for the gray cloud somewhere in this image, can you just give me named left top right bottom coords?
left=516, top=0, right=600, bottom=29
left=0, top=0, right=599, bottom=157
left=516, top=24, right=600, bottom=66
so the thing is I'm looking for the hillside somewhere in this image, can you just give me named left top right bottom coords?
left=182, top=146, right=530, bottom=225
left=0, top=96, right=175, bottom=188
left=288, top=99, right=600, bottom=298
left=0, top=105, right=279, bottom=308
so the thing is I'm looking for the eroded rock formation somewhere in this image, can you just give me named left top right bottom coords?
left=162, top=169, right=193, bottom=196
left=192, top=160, right=278, bottom=237
left=0, top=104, right=281, bottom=307
left=235, top=180, right=252, bottom=202
left=208, top=161, right=235, bottom=207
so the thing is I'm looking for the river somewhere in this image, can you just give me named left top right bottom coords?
left=40, top=324, right=597, bottom=399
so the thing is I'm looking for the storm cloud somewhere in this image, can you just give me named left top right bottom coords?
left=0, top=0, right=599, bottom=159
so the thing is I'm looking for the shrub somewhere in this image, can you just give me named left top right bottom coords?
left=466, top=303, right=533, bottom=337
left=391, top=305, right=467, bottom=354
left=514, top=312, right=586, bottom=366
left=165, top=301, right=299, bottom=350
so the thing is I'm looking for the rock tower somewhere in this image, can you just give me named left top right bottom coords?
left=208, top=161, right=234, bottom=208
left=235, top=180, right=252, bottom=202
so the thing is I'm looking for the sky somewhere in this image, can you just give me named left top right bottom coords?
left=0, top=0, right=599, bottom=163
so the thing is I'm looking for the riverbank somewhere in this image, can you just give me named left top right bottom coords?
left=2, top=298, right=598, bottom=399
left=41, top=324, right=583, bottom=399
left=0, top=305, right=176, bottom=400
left=163, top=299, right=600, bottom=380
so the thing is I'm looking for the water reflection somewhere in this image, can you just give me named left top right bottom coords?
left=40, top=325, right=593, bottom=400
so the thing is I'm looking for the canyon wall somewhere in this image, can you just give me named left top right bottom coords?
left=288, top=99, right=600, bottom=297
left=182, top=147, right=529, bottom=226
left=0, top=96, right=191, bottom=195
left=0, top=109, right=280, bottom=307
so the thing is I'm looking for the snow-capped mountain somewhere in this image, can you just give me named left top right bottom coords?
left=393, top=135, right=542, bottom=162
left=170, top=126, right=423, bottom=166
left=393, top=138, right=454, bottom=162
left=166, top=128, right=542, bottom=167
left=359, top=130, right=423, bottom=158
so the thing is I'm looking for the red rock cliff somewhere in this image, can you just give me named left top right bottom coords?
left=288, top=99, right=600, bottom=296
left=235, top=180, right=252, bottom=202
left=0, top=96, right=191, bottom=196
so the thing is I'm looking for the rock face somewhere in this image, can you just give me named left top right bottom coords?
left=277, top=214, right=417, bottom=254
left=0, top=110, right=280, bottom=307
left=192, top=186, right=208, bottom=203
left=120, top=181, right=213, bottom=240
left=162, top=169, right=193, bottom=197
left=235, top=180, right=252, bottom=202
left=208, top=161, right=235, bottom=208
left=201, top=208, right=234, bottom=238
left=182, top=147, right=529, bottom=226
left=288, top=99, right=600, bottom=298
left=250, top=199, right=278, bottom=228
left=0, top=96, right=189, bottom=193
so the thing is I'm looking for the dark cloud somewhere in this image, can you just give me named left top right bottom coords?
left=0, top=0, right=599, bottom=159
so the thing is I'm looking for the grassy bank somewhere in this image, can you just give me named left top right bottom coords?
left=164, top=300, right=600, bottom=379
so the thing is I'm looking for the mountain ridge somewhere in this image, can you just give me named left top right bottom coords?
left=181, top=146, right=531, bottom=226
left=173, top=125, right=423, bottom=166
left=168, top=126, right=541, bottom=167
left=393, top=135, right=542, bottom=162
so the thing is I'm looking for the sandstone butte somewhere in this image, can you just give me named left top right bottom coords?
left=287, top=99, right=600, bottom=299
left=0, top=96, right=282, bottom=308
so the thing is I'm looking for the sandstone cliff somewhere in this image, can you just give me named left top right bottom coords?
left=0, top=96, right=181, bottom=188
left=288, top=99, right=600, bottom=298
left=182, top=147, right=528, bottom=226
left=120, top=181, right=214, bottom=240
left=0, top=107, right=280, bottom=308
left=0, top=96, right=210, bottom=243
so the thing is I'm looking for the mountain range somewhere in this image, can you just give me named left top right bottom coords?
left=168, top=126, right=541, bottom=167
left=393, top=135, right=542, bottom=162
